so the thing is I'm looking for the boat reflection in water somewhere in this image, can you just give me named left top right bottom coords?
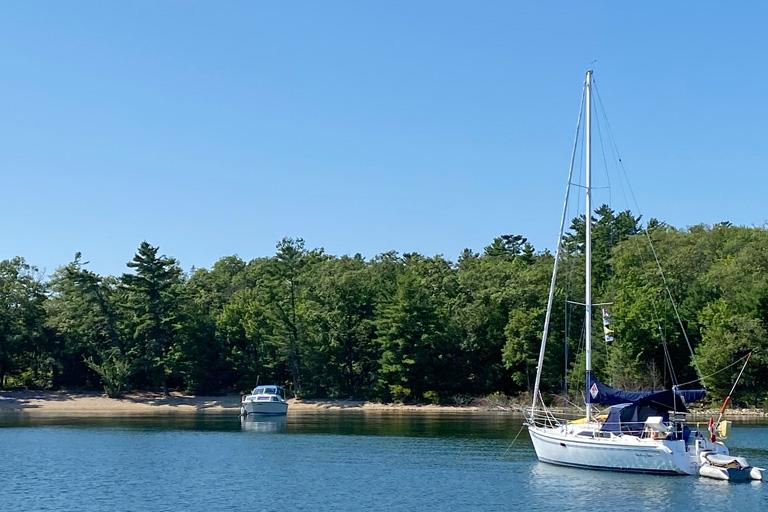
left=527, top=461, right=677, bottom=508
left=240, top=415, right=288, bottom=433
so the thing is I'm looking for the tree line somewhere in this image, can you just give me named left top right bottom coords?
left=1, top=206, right=766, bottom=405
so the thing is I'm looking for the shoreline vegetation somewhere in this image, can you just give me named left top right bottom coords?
left=1, top=390, right=765, bottom=419
left=2, top=219, right=767, bottom=409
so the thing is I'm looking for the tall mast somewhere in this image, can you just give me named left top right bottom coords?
left=584, top=69, right=593, bottom=422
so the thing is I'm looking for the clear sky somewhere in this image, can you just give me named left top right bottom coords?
left=1, top=2, right=766, bottom=276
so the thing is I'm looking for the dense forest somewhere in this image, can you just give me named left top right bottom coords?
left=1, top=206, right=766, bottom=406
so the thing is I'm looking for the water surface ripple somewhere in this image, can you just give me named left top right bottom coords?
left=1, top=412, right=766, bottom=511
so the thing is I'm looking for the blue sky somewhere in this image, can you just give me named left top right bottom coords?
left=1, top=2, right=766, bottom=276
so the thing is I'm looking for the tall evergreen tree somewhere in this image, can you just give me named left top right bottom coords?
left=46, top=253, right=127, bottom=394
left=260, top=238, right=324, bottom=395
left=121, top=242, right=184, bottom=391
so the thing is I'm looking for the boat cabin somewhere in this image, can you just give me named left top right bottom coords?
left=251, top=385, right=286, bottom=399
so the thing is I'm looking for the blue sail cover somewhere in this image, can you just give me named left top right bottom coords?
left=586, top=372, right=706, bottom=436
left=586, top=372, right=706, bottom=406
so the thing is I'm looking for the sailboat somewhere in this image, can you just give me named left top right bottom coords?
left=524, top=70, right=762, bottom=479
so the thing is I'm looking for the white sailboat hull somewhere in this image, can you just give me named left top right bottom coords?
left=529, top=425, right=697, bottom=475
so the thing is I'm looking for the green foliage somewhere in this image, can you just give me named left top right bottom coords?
left=85, top=348, right=130, bottom=397
left=46, top=253, right=124, bottom=389
left=121, top=242, right=185, bottom=391
left=258, top=237, right=325, bottom=396
left=567, top=204, right=638, bottom=254
left=304, top=256, right=379, bottom=398
left=2, top=217, right=768, bottom=407
left=696, top=304, right=768, bottom=404
left=215, top=288, right=273, bottom=391
left=0, top=257, right=49, bottom=388
left=484, top=234, right=530, bottom=260
left=502, top=308, right=541, bottom=387
left=388, top=384, right=411, bottom=403
left=423, top=390, right=440, bottom=405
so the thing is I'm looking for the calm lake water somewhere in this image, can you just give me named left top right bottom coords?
left=1, top=412, right=766, bottom=511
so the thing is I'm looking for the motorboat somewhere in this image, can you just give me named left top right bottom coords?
left=240, top=385, right=288, bottom=416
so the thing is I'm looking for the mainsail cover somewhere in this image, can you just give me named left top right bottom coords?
left=586, top=372, right=706, bottom=406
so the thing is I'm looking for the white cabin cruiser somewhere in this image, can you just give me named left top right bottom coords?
left=241, top=385, right=288, bottom=416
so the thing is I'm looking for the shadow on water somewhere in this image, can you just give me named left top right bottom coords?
left=0, top=412, right=243, bottom=432
left=280, top=411, right=527, bottom=440
left=0, top=410, right=526, bottom=440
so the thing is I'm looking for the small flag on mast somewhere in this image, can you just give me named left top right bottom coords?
left=602, top=308, right=614, bottom=342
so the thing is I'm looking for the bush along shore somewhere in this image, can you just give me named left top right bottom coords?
left=1, top=214, right=767, bottom=408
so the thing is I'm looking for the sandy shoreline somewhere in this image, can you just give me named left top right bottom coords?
left=1, top=390, right=765, bottom=419
left=0, top=390, right=488, bottom=415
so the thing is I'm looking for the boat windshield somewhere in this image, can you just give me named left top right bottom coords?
left=252, top=386, right=284, bottom=397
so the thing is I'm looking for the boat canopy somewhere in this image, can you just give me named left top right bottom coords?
left=585, top=373, right=705, bottom=436
left=586, top=372, right=705, bottom=406
left=252, top=385, right=286, bottom=397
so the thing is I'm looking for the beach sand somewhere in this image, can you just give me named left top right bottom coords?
left=1, top=390, right=763, bottom=418
left=0, top=390, right=486, bottom=415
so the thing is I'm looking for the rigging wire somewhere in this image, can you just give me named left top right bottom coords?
left=591, top=86, right=613, bottom=208
left=674, top=352, right=752, bottom=388
left=534, top=81, right=585, bottom=410
left=563, top=93, right=595, bottom=401
left=644, top=236, right=703, bottom=379
left=562, top=86, right=587, bottom=399
left=502, top=424, right=528, bottom=457
left=589, top=98, right=619, bottom=385
left=715, top=353, right=752, bottom=426
left=593, top=80, right=632, bottom=212
left=591, top=79, right=702, bottom=384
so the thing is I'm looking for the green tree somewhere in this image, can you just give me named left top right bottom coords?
left=259, top=238, right=325, bottom=395
left=484, top=234, right=529, bottom=260
left=0, top=258, right=49, bottom=388
left=565, top=204, right=641, bottom=291
left=121, top=242, right=184, bottom=391
left=304, top=256, right=379, bottom=398
left=376, top=254, right=461, bottom=402
left=46, top=254, right=128, bottom=395
left=455, top=249, right=518, bottom=395
left=499, top=252, right=564, bottom=394
left=696, top=301, right=768, bottom=403
left=181, top=255, right=254, bottom=393
left=216, top=288, right=274, bottom=391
